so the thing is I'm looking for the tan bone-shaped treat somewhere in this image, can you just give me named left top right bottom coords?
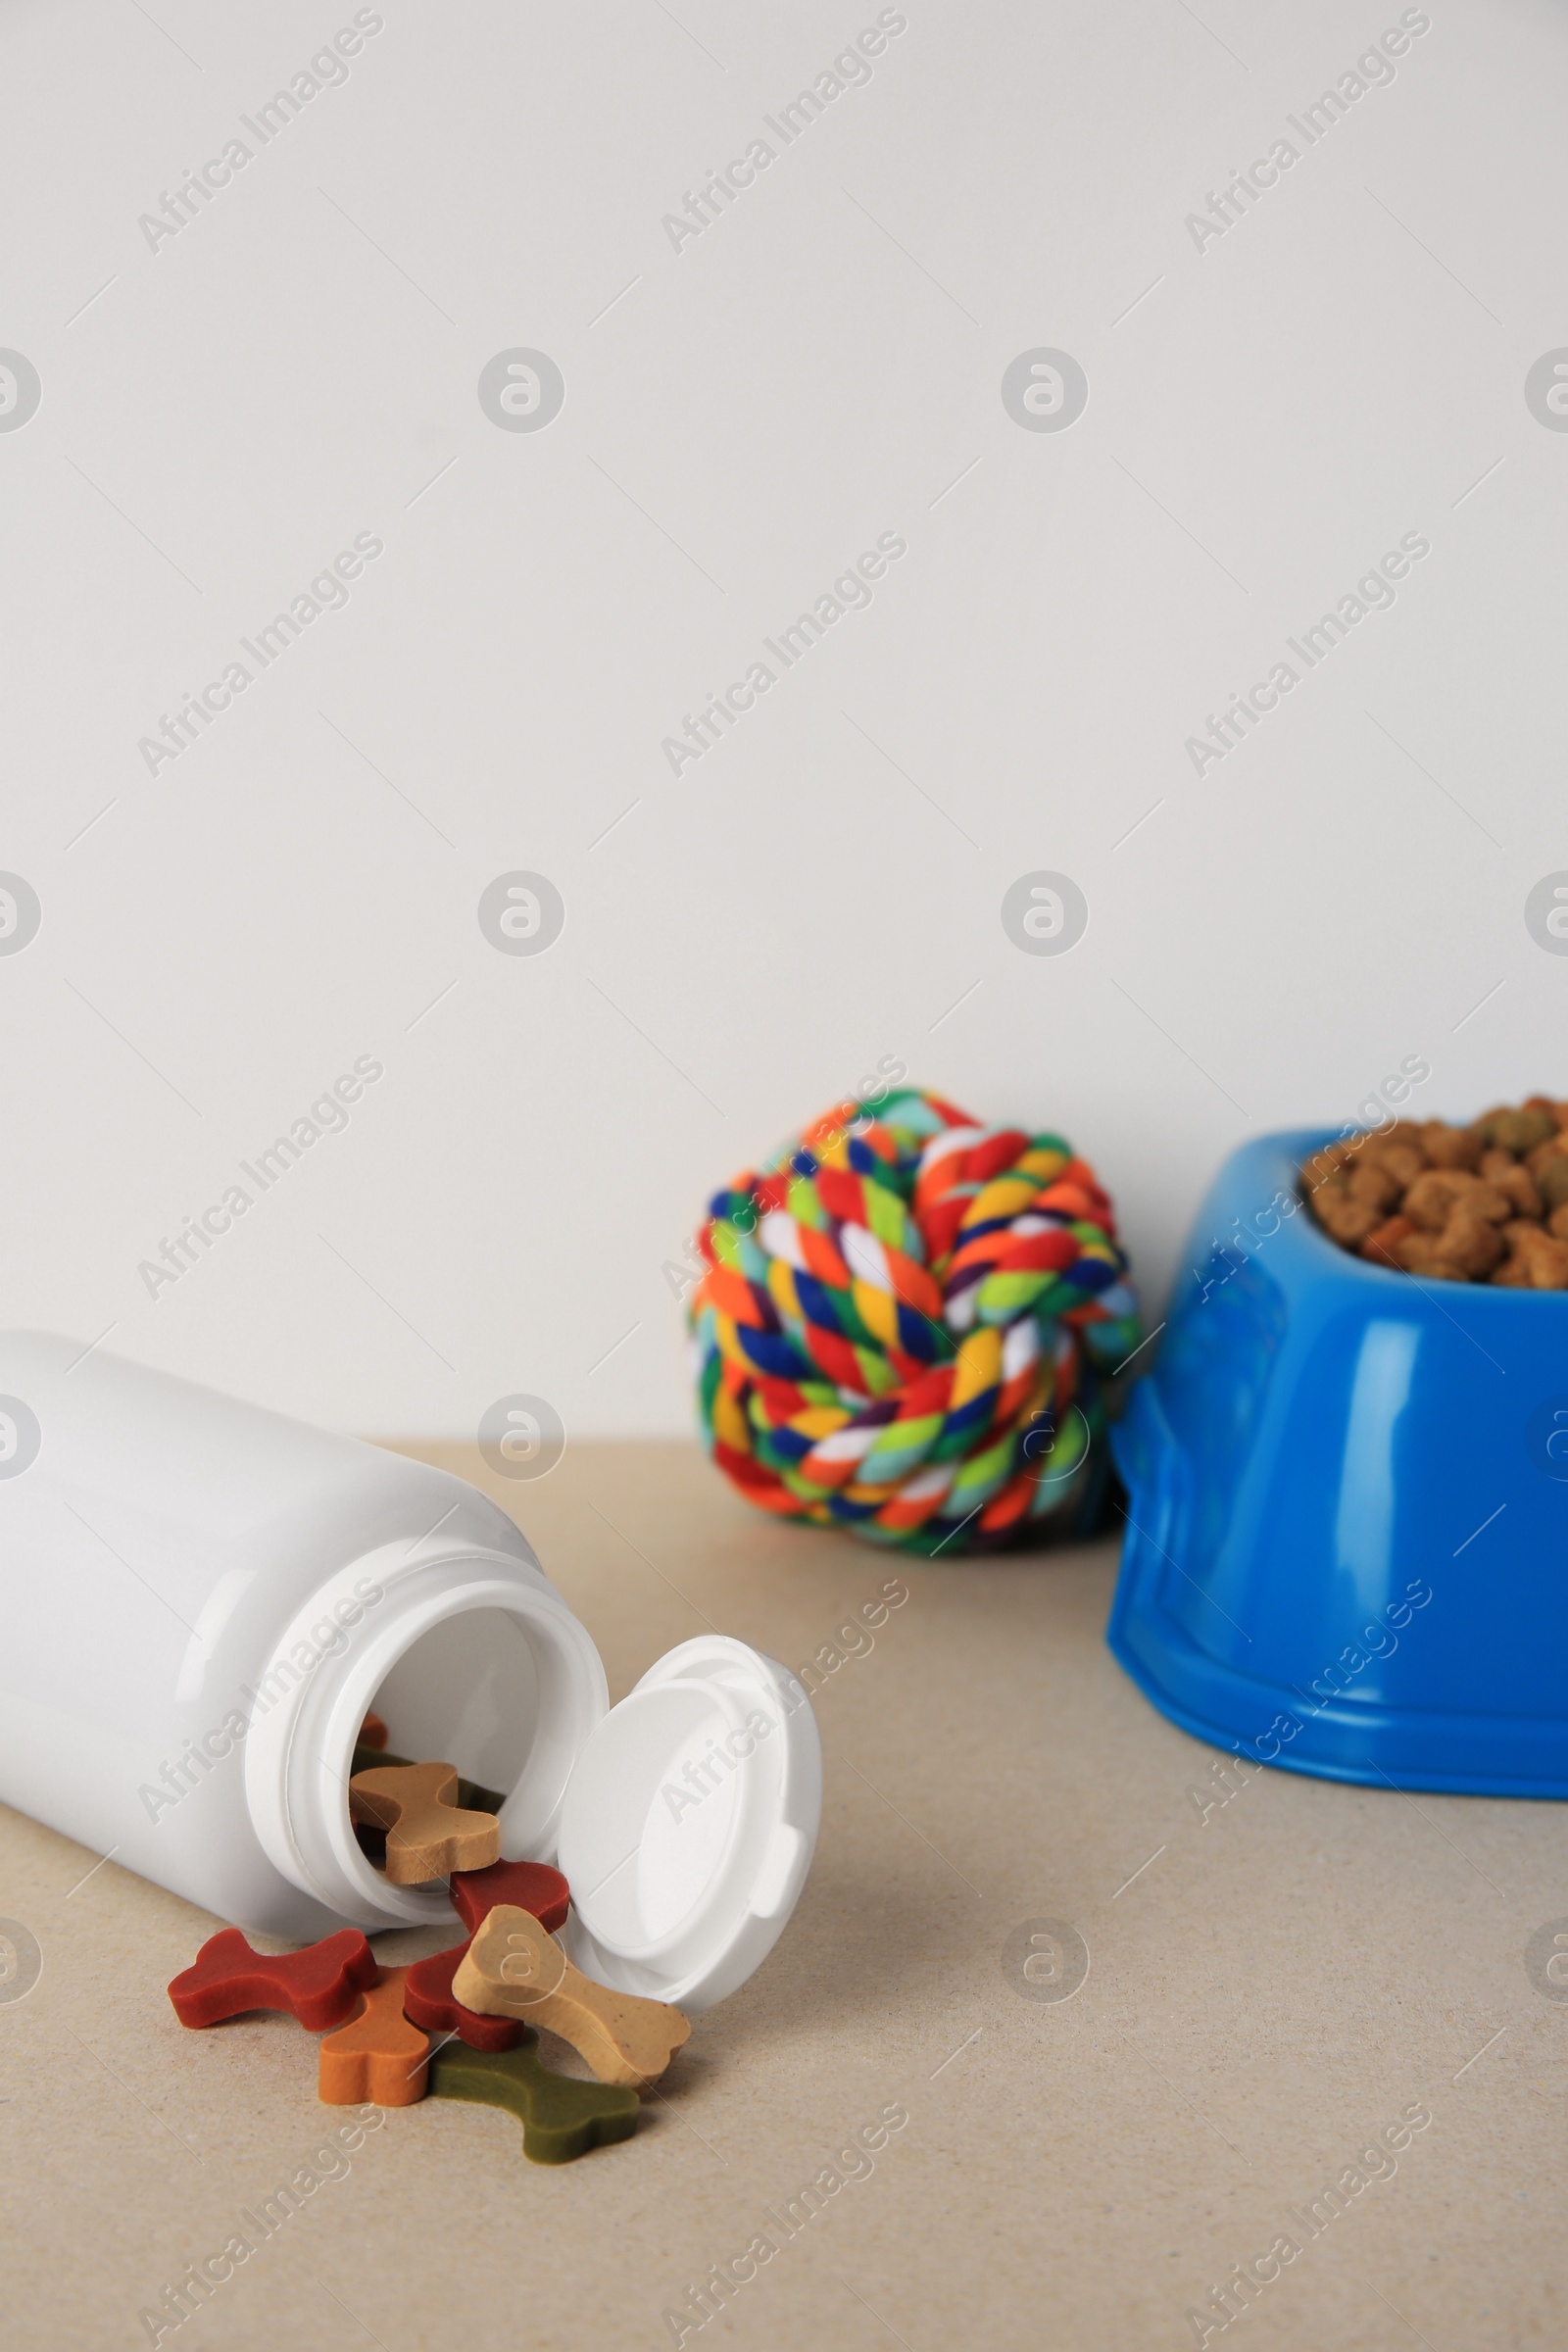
left=452, top=1904, right=690, bottom=2088
left=348, top=1760, right=500, bottom=1885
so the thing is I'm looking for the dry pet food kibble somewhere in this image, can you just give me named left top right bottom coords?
left=1303, top=1098, right=1568, bottom=1287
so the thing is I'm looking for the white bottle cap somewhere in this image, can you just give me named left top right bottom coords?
left=557, top=1636, right=821, bottom=2016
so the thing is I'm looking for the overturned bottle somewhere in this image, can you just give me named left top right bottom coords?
left=0, top=1333, right=820, bottom=2011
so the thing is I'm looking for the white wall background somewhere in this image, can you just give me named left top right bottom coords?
left=2, top=0, right=1565, bottom=1441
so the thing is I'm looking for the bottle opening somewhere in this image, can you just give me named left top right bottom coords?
left=366, top=1606, right=543, bottom=1804
left=247, top=1547, right=608, bottom=1930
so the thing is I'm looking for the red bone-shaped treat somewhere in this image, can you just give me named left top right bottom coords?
left=168, top=1927, right=377, bottom=2031
left=449, top=1858, right=569, bottom=1936
left=404, top=1942, right=522, bottom=2052
left=407, top=1864, right=569, bottom=2047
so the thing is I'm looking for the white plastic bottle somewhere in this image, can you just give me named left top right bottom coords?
left=0, top=1333, right=820, bottom=2012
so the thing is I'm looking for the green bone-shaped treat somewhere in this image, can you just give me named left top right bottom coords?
left=428, top=2031, right=640, bottom=2164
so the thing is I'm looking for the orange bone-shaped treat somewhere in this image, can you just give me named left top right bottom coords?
left=452, top=1905, right=690, bottom=2089
left=318, top=1967, right=429, bottom=2106
left=348, top=1760, right=501, bottom=1885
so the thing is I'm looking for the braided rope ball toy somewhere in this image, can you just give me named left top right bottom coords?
left=689, top=1087, right=1141, bottom=1554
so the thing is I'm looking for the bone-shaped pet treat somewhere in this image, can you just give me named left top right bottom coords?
left=449, top=1856, right=570, bottom=1937
left=429, top=2031, right=640, bottom=2164
left=168, top=1927, right=377, bottom=2032
left=403, top=1942, right=522, bottom=2053
left=452, top=1905, right=690, bottom=2088
left=348, top=1760, right=501, bottom=1884
left=351, top=1740, right=509, bottom=1816
left=318, top=1967, right=430, bottom=2106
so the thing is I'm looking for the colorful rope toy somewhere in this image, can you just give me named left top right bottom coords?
left=689, top=1087, right=1141, bottom=1553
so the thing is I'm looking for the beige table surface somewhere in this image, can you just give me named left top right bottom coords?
left=2, top=1441, right=1563, bottom=2352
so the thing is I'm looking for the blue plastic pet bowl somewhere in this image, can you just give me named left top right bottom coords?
left=1108, top=1128, right=1568, bottom=1797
